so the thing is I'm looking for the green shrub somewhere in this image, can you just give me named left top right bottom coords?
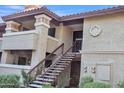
left=117, top=80, right=124, bottom=88
left=21, top=70, right=33, bottom=87
left=42, top=83, right=53, bottom=88
left=80, top=75, right=94, bottom=88
left=83, top=82, right=112, bottom=88
left=0, top=74, right=20, bottom=88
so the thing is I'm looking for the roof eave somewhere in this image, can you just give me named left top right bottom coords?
left=60, top=6, right=124, bottom=21
left=2, top=7, right=60, bottom=22
left=2, top=6, right=124, bottom=23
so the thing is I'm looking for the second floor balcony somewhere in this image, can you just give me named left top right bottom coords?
left=1, top=30, right=60, bottom=52
left=1, top=30, right=38, bottom=50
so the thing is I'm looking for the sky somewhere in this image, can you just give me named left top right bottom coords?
left=0, top=5, right=116, bottom=22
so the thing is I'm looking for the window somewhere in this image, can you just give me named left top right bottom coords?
left=18, top=57, right=27, bottom=65
left=48, top=28, right=56, bottom=37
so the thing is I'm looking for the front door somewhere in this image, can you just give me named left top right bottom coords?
left=73, top=31, right=83, bottom=52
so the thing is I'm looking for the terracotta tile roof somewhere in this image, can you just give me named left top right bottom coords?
left=60, top=6, right=124, bottom=21
left=2, top=6, right=60, bottom=21
left=2, top=5, right=124, bottom=22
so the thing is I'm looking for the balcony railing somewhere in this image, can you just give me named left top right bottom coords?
left=2, top=30, right=38, bottom=50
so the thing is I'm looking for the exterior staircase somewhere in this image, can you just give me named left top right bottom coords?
left=27, top=39, right=81, bottom=88
left=29, top=52, right=76, bottom=88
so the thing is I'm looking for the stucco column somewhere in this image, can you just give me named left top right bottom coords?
left=5, top=21, right=21, bottom=33
left=1, top=51, right=9, bottom=64
left=0, top=21, right=21, bottom=64
left=31, top=14, right=51, bottom=67
left=58, top=23, right=64, bottom=43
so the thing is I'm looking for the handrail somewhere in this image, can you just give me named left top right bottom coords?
left=53, top=41, right=78, bottom=86
left=27, top=43, right=64, bottom=75
left=41, top=40, right=77, bottom=77
left=27, top=39, right=80, bottom=87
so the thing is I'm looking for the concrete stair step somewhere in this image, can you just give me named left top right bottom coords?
left=60, top=58, right=72, bottom=61
left=33, top=81, right=51, bottom=85
left=50, top=67, right=65, bottom=70
left=40, top=75, right=56, bottom=79
left=66, top=53, right=75, bottom=55
left=65, top=55, right=75, bottom=57
left=54, top=65, right=67, bottom=68
left=29, top=84, right=42, bottom=88
left=55, top=63, right=69, bottom=66
left=48, top=70, right=62, bottom=73
left=58, top=60, right=71, bottom=63
left=65, top=54, right=75, bottom=56
left=36, top=77, right=54, bottom=82
left=45, top=72, right=59, bottom=76
left=62, top=56, right=75, bottom=59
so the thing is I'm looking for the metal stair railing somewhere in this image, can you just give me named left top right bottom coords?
left=27, top=43, right=64, bottom=84
left=28, top=39, right=81, bottom=87
left=54, top=41, right=78, bottom=87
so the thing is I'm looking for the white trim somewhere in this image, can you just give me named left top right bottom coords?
left=0, top=64, right=31, bottom=70
left=48, top=36, right=59, bottom=42
left=81, top=50, right=124, bottom=54
left=3, top=30, right=38, bottom=37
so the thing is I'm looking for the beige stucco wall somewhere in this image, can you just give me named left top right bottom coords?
left=56, top=24, right=73, bottom=52
left=81, top=12, right=124, bottom=87
left=2, top=31, right=38, bottom=50
left=47, top=36, right=60, bottom=53
left=83, top=13, right=124, bottom=51
left=81, top=53, right=124, bottom=87
left=31, top=22, right=50, bottom=67
left=62, top=26, right=73, bottom=52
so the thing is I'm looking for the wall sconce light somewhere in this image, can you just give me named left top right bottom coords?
left=84, top=66, right=87, bottom=73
